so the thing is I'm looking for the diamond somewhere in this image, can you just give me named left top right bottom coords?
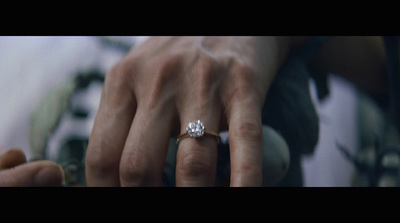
left=187, top=120, right=205, bottom=138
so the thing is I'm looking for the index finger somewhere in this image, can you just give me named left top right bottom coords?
left=85, top=62, right=137, bottom=186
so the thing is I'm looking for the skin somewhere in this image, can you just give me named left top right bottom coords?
left=0, top=36, right=390, bottom=187
left=85, top=36, right=292, bottom=187
left=0, top=148, right=63, bottom=187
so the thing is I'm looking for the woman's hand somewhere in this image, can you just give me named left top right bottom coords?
left=86, top=36, right=292, bottom=186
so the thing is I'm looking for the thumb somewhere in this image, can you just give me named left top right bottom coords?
left=0, top=148, right=27, bottom=169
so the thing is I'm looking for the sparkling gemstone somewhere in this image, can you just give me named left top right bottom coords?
left=187, top=120, right=205, bottom=138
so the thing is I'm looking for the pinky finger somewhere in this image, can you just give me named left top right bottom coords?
left=227, top=96, right=264, bottom=187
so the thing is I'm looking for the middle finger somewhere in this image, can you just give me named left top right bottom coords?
left=119, top=103, right=176, bottom=187
left=175, top=97, right=221, bottom=186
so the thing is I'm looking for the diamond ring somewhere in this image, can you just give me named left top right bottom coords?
left=176, top=120, right=220, bottom=144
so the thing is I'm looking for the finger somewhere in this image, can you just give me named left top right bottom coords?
left=227, top=94, right=263, bottom=187
left=0, top=148, right=27, bottom=169
left=175, top=104, right=221, bottom=187
left=119, top=105, right=176, bottom=187
left=86, top=62, right=137, bottom=186
left=0, top=160, right=64, bottom=187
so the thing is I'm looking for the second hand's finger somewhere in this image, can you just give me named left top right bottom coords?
left=0, top=160, right=64, bottom=187
left=0, top=148, right=27, bottom=169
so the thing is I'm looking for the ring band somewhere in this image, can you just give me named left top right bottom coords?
left=176, top=120, right=220, bottom=144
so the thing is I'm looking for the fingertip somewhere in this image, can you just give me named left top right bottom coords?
left=0, top=148, right=27, bottom=168
left=34, top=162, right=64, bottom=187
left=0, top=160, right=65, bottom=187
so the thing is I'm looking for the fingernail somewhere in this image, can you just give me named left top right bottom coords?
left=34, top=165, right=64, bottom=187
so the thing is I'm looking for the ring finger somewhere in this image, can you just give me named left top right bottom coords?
left=175, top=99, right=221, bottom=187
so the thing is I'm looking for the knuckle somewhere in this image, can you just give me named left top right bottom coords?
left=105, top=59, right=134, bottom=91
left=228, top=62, right=264, bottom=101
left=147, top=54, right=182, bottom=93
left=177, top=151, right=214, bottom=179
left=139, top=51, right=186, bottom=107
left=232, top=120, right=262, bottom=142
left=235, top=162, right=261, bottom=177
left=233, top=61, right=255, bottom=80
left=232, top=162, right=263, bottom=186
left=191, top=52, right=222, bottom=88
left=237, top=63, right=258, bottom=81
left=157, top=49, right=186, bottom=74
left=85, top=147, right=116, bottom=177
left=103, top=60, right=137, bottom=107
left=119, top=153, right=155, bottom=186
left=225, top=55, right=258, bottom=83
left=230, top=85, right=261, bottom=104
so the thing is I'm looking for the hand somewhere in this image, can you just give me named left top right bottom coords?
left=86, top=36, right=292, bottom=186
left=0, top=148, right=64, bottom=187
